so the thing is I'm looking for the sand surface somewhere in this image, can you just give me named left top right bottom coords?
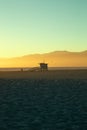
left=0, top=78, right=87, bottom=129
left=0, top=70, right=87, bottom=129
left=0, top=70, right=87, bottom=79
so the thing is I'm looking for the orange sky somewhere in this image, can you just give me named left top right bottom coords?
left=0, top=51, right=87, bottom=67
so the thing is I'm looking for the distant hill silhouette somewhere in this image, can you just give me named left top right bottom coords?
left=0, top=51, right=87, bottom=67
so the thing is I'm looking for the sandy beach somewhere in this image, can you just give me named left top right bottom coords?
left=0, top=69, right=87, bottom=79
left=0, top=70, right=87, bottom=129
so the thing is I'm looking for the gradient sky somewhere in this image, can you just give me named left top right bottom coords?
left=0, top=0, right=87, bottom=57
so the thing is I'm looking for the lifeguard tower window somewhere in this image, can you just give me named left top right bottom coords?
left=39, top=63, right=48, bottom=71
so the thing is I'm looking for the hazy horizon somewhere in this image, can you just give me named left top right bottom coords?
left=0, top=50, right=87, bottom=67
left=0, top=50, right=87, bottom=58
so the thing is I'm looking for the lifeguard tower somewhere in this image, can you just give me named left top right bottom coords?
left=39, top=63, right=48, bottom=71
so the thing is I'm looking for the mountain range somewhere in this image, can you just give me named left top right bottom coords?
left=0, top=51, right=87, bottom=67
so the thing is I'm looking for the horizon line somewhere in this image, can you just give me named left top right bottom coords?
left=0, top=50, right=87, bottom=59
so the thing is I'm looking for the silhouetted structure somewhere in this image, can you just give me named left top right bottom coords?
left=39, top=63, right=48, bottom=71
left=21, top=68, right=23, bottom=72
